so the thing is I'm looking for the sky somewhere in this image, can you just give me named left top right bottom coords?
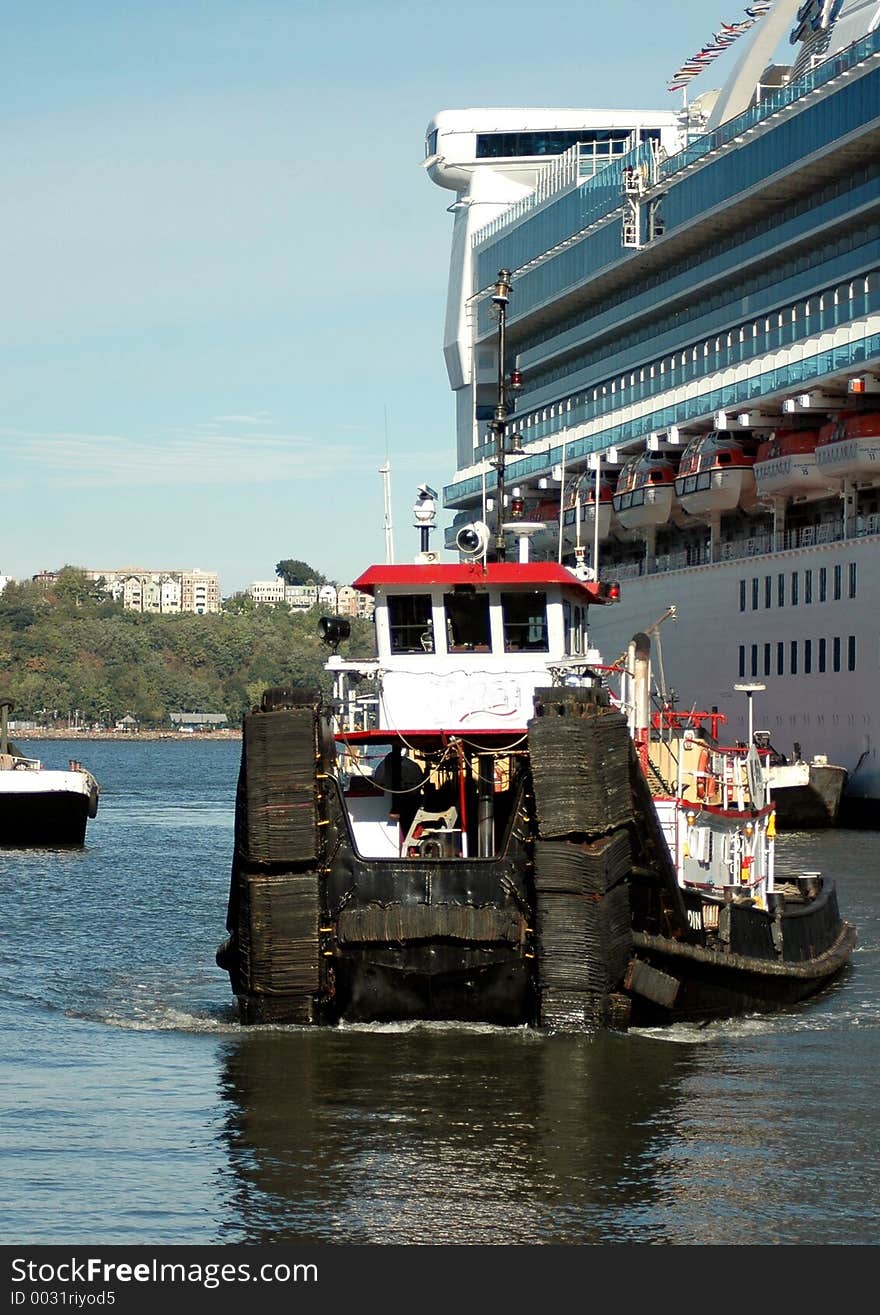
left=2, top=0, right=758, bottom=596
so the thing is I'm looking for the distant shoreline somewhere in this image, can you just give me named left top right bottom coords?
left=15, top=729, right=242, bottom=742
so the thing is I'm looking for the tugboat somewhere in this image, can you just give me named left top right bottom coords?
left=216, top=271, right=856, bottom=1030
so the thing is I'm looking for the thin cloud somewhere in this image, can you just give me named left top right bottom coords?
left=3, top=429, right=370, bottom=488
left=211, top=412, right=276, bottom=425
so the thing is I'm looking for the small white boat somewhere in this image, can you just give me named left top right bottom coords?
left=0, top=699, right=99, bottom=847
left=753, top=731, right=848, bottom=829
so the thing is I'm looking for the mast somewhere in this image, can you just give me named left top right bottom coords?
left=379, top=459, right=395, bottom=564
left=487, top=269, right=522, bottom=562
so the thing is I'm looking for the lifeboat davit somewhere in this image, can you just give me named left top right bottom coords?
left=612, top=452, right=677, bottom=529
left=753, top=430, right=836, bottom=498
left=674, top=431, right=756, bottom=515
left=815, top=411, right=880, bottom=480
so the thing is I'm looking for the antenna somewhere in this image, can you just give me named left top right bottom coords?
left=380, top=406, right=395, bottom=564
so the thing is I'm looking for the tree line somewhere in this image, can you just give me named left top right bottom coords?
left=0, top=567, right=373, bottom=728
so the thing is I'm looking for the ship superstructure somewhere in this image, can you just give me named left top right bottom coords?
left=425, top=0, right=880, bottom=818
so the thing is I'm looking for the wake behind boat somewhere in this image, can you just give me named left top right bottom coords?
left=0, top=698, right=100, bottom=847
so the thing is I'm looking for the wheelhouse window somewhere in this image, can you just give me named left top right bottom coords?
left=388, top=594, right=434, bottom=653
left=501, top=591, right=548, bottom=652
left=444, top=590, right=491, bottom=651
left=563, top=600, right=585, bottom=655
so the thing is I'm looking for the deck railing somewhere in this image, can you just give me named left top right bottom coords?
left=471, top=26, right=880, bottom=251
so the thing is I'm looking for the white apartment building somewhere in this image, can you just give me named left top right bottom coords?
left=246, top=578, right=374, bottom=618
left=285, top=583, right=319, bottom=610
left=88, top=568, right=220, bottom=614
left=250, top=580, right=287, bottom=605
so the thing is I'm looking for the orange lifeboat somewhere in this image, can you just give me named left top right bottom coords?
left=753, top=430, right=835, bottom=498
left=816, top=411, right=880, bottom=480
left=673, top=430, right=756, bottom=515
left=612, top=452, right=677, bottom=529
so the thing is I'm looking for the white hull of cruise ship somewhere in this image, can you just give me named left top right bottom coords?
left=585, top=533, right=880, bottom=812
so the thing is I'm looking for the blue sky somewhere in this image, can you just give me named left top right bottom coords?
left=2, top=0, right=756, bottom=595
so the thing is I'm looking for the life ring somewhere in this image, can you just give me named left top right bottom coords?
left=695, top=747, right=712, bottom=800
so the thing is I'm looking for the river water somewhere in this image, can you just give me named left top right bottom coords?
left=2, top=739, right=878, bottom=1247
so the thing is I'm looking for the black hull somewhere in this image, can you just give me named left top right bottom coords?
left=626, top=884, right=856, bottom=1024
left=327, top=947, right=535, bottom=1025
left=218, top=694, right=857, bottom=1031
left=772, top=766, right=847, bottom=829
left=0, top=791, right=90, bottom=847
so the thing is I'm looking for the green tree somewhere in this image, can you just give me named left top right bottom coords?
left=52, top=567, right=111, bottom=610
left=274, top=559, right=327, bottom=586
left=0, top=581, right=48, bottom=631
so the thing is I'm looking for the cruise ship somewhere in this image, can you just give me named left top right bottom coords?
left=424, top=0, right=880, bottom=822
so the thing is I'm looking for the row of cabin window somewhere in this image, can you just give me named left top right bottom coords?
left=511, top=168, right=880, bottom=364
left=739, top=563, right=857, bottom=612
left=387, top=592, right=550, bottom=654
left=468, top=245, right=880, bottom=462
left=738, top=636, right=857, bottom=679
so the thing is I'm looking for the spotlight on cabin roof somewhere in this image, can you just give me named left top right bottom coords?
left=318, top=616, right=351, bottom=651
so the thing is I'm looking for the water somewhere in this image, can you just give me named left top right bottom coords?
left=2, top=740, right=878, bottom=1246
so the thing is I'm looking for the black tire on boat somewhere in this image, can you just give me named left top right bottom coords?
left=87, top=784, right=99, bottom=819
left=239, top=704, right=321, bottom=865
left=260, top=685, right=319, bottom=712
left=527, top=693, right=638, bottom=1030
left=222, top=700, right=328, bottom=1025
